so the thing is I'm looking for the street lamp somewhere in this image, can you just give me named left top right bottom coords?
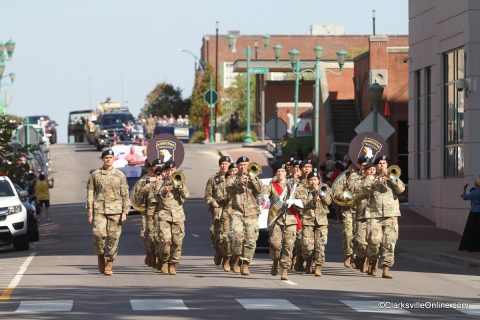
left=227, top=33, right=270, bottom=144
left=178, top=48, right=215, bottom=143
left=274, top=44, right=347, bottom=158
left=368, top=81, right=384, bottom=133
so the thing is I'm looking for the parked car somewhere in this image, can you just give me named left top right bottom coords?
left=0, top=176, right=30, bottom=250
left=14, top=184, right=39, bottom=242
left=24, top=115, right=57, bottom=144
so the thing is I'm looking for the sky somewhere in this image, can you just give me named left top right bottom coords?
left=1, top=0, right=408, bottom=142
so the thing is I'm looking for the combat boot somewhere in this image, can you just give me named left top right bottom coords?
left=168, top=264, right=177, bottom=275
left=232, top=256, right=241, bottom=274
left=149, top=255, right=157, bottom=268
left=104, top=260, right=113, bottom=276
left=214, top=249, right=222, bottom=266
left=368, top=259, right=378, bottom=276
left=382, top=266, right=393, bottom=279
left=160, top=262, right=169, bottom=274
left=97, top=255, right=105, bottom=274
left=222, top=258, right=231, bottom=272
left=314, top=265, right=322, bottom=277
left=360, top=258, right=369, bottom=273
left=344, top=255, right=352, bottom=268
left=305, top=258, right=312, bottom=274
left=270, top=260, right=278, bottom=276
left=281, top=268, right=288, bottom=280
left=241, top=261, right=250, bottom=276
left=294, top=256, right=304, bottom=272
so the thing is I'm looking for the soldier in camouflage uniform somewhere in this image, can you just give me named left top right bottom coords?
left=136, top=159, right=163, bottom=269
left=332, top=159, right=363, bottom=269
left=204, top=156, right=231, bottom=270
left=87, top=149, right=130, bottom=276
left=155, top=160, right=190, bottom=275
left=297, top=171, right=332, bottom=277
left=350, top=160, right=375, bottom=272
left=363, top=155, right=405, bottom=279
left=227, top=156, right=264, bottom=276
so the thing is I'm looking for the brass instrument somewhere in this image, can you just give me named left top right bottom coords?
left=169, top=171, right=185, bottom=187
left=331, top=169, right=355, bottom=206
left=319, top=184, right=330, bottom=197
left=247, top=162, right=262, bottom=179
left=130, top=178, right=147, bottom=213
left=387, top=165, right=401, bottom=180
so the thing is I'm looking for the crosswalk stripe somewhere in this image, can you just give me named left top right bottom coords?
left=130, top=299, right=188, bottom=310
left=236, top=299, right=300, bottom=310
left=16, top=300, right=73, bottom=313
left=340, top=300, right=411, bottom=314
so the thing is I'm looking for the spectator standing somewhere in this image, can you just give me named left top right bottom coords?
left=35, top=173, right=52, bottom=223
left=459, top=176, right=480, bottom=252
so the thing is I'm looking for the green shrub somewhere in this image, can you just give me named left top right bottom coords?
left=281, top=136, right=313, bottom=159
left=226, top=131, right=257, bottom=143
left=189, top=130, right=205, bottom=143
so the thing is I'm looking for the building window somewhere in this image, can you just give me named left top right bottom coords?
left=415, top=70, right=421, bottom=179
left=426, top=67, right=431, bottom=178
left=444, top=48, right=465, bottom=177
left=223, top=62, right=237, bottom=89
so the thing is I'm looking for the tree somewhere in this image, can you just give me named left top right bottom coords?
left=141, top=82, right=189, bottom=118
left=0, top=115, right=29, bottom=186
left=224, top=73, right=256, bottom=130
left=189, top=63, right=223, bottom=129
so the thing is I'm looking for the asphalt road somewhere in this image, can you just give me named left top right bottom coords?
left=0, top=143, right=479, bottom=319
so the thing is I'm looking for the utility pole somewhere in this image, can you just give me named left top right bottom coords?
left=215, top=21, right=219, bottom=135
left=372, top=10, right=376, bottom=35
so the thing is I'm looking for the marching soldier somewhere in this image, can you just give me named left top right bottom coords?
left=204, top=156, right=231, bottom=268
left=136, top=159, right=163, bottom=268
left=363, top=155, right=405, bottom=278
left=228, top=156, right=264, bottom=275
left=155, top=160, right=189, bottom=275
left=297, top=171, right=332, bottom=277
left=86, top=149, right=130, bottom=276
left=350, top=160, right=375, bottom=272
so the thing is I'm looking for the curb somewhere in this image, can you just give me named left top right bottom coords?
left=398, top=249, right=480, bottom=270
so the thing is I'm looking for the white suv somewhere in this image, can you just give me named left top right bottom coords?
left=0, top=176, right=30, bottom=250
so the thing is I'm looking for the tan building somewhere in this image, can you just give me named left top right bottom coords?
left=408, top=0, right=480, bottom=234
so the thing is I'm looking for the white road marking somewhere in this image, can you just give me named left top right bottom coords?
left=191, top=233, right=200, bottom=238
left=283, top=280, right=298, bottom=286
left=341, top=300, right=411, bottom=314
left=130, top=299, right=188, bottom=310
left=457, top=303, right=480, bottom=316
left=236, top=299, right=300, bottom=310
left=16, top=300, right=73, bottom=313
left=0, top=252, right=36, bottom=300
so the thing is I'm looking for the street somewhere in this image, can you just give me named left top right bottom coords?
left=0, top=143, right=479, bottom=319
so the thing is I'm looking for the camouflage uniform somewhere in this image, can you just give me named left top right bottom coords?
left=227, top=175, right=263, bottom=264
left=155, top=178, right=190, bottom=266
left=350, top=174, right=370, bottom=260
left=293, top=177, right=308, bottom=269
left=204, top=172, right=228, bottom=260
left=363, top=174, right=405, bottom=268
left=137, top=175, right=162, bottom=262
left=86, top=167, right=130, bottom=260
left=297, top=183, right=332, bottom=267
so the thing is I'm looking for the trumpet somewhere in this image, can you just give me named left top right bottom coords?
left=387, top=165, right=401, bottom=180
left=247, top=162, right=262, bottom=179
left=169, top=171, right=185, bottom=187
left=319, top=184, right=330, bottom=197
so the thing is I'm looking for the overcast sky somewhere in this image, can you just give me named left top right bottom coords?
left=1, top=0, right=408, bottom=142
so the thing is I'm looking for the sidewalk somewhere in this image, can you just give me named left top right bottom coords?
left=217, top=144, right=480, bottom=271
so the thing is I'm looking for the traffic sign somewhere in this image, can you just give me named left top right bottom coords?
left=250, top=67, right=269, bottom=74
left=203, top=89, right=218, bottom=105
left=265, top=117, right=287, bottom=141
left=355, top=112, right=395, bottom=140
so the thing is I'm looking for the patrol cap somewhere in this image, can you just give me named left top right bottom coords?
left=151, top=159, right=163, bottom=166
left=300, top=159, right=317, bottom=168
left=101, top=149, right=114, bottom=158
left=364, top=162, right=375, bottom=170
left=160, top=160, right=176, bottom=172
left=357, top=156, right=369, bottom=165
left=307, top=171, right=320, bottom=180
left=236, top=156, right=249, bottom=164
left=228, top=163, right=238, bottom=170
left=218, top=156, right=231, bottom=165
left=374, top=155, right=389, bottom=165
left=275, top=163, right=287, bottom=172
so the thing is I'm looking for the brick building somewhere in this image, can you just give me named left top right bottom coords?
left=200, top=32, right=408, bottom=165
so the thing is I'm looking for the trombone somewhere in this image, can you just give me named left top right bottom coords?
left=247, top=162, right=262, bottom=179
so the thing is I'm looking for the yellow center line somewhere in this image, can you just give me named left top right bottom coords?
left=0, top=252, right=36, bottom=301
